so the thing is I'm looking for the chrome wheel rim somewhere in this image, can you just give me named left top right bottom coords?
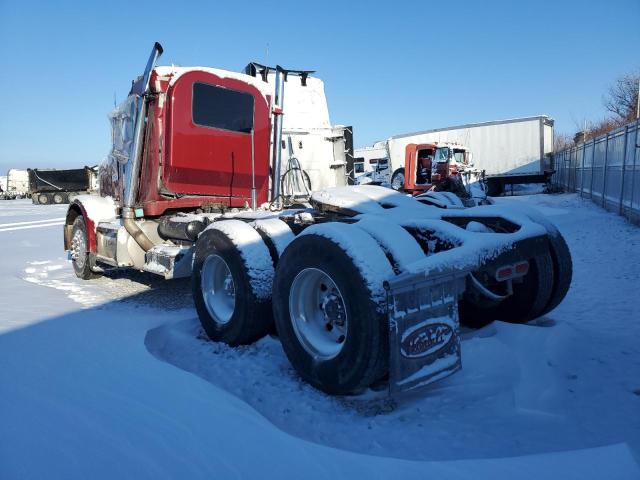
left=392, top=172, right=405, bottom=190
left=70, top=228, right=87, bottom=269
left=201, top=255, right=236, bottom=325
left=289, top=268, right=348, bottom=360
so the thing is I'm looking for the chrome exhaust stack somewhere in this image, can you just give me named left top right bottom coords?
left=122, top=42, right=163, bottom=252
left=123, top=42, right=163, bottom=208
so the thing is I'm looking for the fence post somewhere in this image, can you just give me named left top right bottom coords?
left=567, top=149, right=571, bottom=190
left=562, top=148, right=573, bottom=192
left=619, top=125, right=629, bottom=215
left=573, top=144, right=584, bottom=192
left=602, top=133, right=610, bottom=208
left=572, top=148, right=576, bottom=191
left=590, top=138, right=596, bottom=199
left=630, top=121, right=639, bottom=219
left=580, top=143, right=585, bottom=197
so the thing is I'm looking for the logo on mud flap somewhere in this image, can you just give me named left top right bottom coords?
left=400, top=323, right=453, bottom=359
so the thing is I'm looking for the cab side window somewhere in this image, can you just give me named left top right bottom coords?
left=192, top=82, right=254, bottom=133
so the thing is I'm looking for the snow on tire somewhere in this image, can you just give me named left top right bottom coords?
left=539, top=229, right=572, bottom=316
left=250, top=218, right=295, bottom=264
left=416, top=191, right=464, bottom=208
left=192, top=220, right=275, bottom=346
left=500, top=203, right=573, bottom=316
left=273, top=222, right=394, bottom=395
left=352, top=217, right=424, bottom=273
left=519, top=212, right=572, bottom=316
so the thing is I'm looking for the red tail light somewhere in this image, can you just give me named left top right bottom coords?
left=496, top=266, right=514, bottom=280
left=515, top=261, right=529, bottom=275
left=495, top=261, right=529, bottom=281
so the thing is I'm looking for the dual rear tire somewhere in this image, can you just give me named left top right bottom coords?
left=193, top=220, right=395, bottom=395
left=273, top=227, right=394, bottom=395
left=192, top=221, right=275, bottom=346
left=35, top=193, right=67, bottom=204
left=194, top=215, right=572, bottom=393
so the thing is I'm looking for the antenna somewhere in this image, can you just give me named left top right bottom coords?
left=113, top=91, right=117, bottom=107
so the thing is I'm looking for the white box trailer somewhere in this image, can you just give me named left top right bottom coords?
left=356, top=116, right=554, bottom=194
left=352, top=142, right=389, bottom=183
left=1, top=169, right=29, bottom=199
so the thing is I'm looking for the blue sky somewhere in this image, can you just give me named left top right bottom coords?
left=1, top=0, right=638, bottom=172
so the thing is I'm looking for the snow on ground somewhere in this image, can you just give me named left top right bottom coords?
left=0, top=197, right=639, bottom=479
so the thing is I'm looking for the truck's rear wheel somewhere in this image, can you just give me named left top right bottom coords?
left=70, top=216, right=99, bottom=280
left=391, top=169, right=405, bottom=191
left=273, top=224, right=394, bottom=395
left=539, top=230, right=572, bottom=316
left=53, top=193, right=66, bottom=204
left=38, top=193, right=50, bottom=204
left=502, top=204, right=573, bottom=316
left=192, top=221, right=274, bottom=346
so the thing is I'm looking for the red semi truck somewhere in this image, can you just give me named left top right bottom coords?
left=398, top=142, right=474, bottom=196
left=64, top=44, right=572, bottom=395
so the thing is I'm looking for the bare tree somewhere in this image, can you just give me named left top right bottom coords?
left=554, top=132, right=573, bottom=151
left=588, top=117, right=622, bottom=138
left=603, top=71, right=640, bottom=122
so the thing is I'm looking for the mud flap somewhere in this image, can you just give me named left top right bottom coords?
left=385, top=267, right=468, bottom=394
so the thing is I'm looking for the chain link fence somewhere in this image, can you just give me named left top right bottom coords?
left=551, top=119, right=640, bottom=225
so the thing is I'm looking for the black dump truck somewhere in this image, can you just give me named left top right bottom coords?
left=28, top=167, right=98, bottom=205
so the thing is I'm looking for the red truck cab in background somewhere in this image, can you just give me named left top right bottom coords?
left=402, top=143, right=470, bottom=195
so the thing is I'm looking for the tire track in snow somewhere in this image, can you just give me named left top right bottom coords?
left=0, top=217, right=65, bottom=232
left=0, top=222, right=65, bottom=232
left=0, top=217, right=66, bottom=227
left=21, top=260, right=193, bottom=310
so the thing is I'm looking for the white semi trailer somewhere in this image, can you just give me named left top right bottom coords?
left=1, top=169, right=30, bottom=199
left=356, top=116, right=555, bottom=195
